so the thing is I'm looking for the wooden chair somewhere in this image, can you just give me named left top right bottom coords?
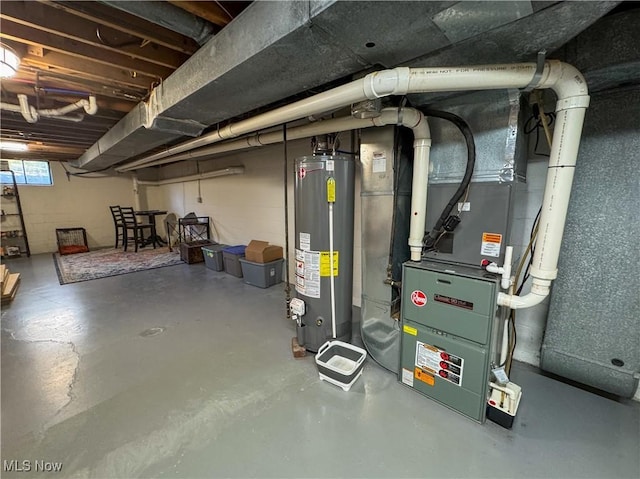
left=120, top=207, right=156, bottom=252
left=109, top=205, right=124, bottom=248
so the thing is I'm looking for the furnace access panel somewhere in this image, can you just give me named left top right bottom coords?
left=399, top=261, right=499, bottom=422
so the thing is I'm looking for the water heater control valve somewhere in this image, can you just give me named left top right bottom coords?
left=290, top=298, right=306, bottom=317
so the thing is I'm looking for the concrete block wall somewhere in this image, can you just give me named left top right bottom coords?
left=15, top=162, right=135, bottom=253
left=141, top=137, right=363, bottom=308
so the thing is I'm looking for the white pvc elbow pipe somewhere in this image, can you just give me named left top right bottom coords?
left=18, top=94, right=38, bottom=123
left=373, top=108, right=431, bottom=261
left=498, top=62, right=589, bottom=309
left=84, top=96, right=98, bottom=115
left=11, top=94, right=98, bottom=123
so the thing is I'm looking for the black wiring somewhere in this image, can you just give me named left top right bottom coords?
left=516, top=206, right=542, bottom=296
left=420, top=109, right=476, bottom=251
left=524, top=107, right=555, bottom=158
left=504, top=206, right=542, bottom=373
left=60, top=162, right=116, bottom=179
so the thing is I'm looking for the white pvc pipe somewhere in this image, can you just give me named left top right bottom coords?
left=119, top=116, right=374, bottom=171
left=498, top=65, right=589, bottom=309
left=502, top=246, right=513, bottom=290
left=131, top=63, right=545, bottom=169
left=120, top=61, right=588, bottom=310
left=500, top=318, right=510, bottom=365
left=372, top=109, right=431, bottom=261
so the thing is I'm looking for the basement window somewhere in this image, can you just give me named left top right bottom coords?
left=2, top=160, right=53, bottom=186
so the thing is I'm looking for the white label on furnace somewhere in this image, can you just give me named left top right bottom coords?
left=325, top=160, right=334, bottom=171
left=458, top=202, right=471, bottom=212
left=372, top=152, right=387, bottom=173
left=295, top=249, right=320, bottom=298
left=300, top=232, right=311, bottom=251
left=401, top=368, right=414, bottom=387
left=416, top=342, right=441, bottom=374
left=480, top=232, right=502, bottom=258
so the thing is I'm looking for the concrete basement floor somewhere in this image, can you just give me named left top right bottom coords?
left=1, top=253, right=639, bottom=478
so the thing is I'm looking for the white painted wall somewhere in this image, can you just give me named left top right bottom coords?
left=11, top=162, right=135, bottom=254
left=139, top=136, right=363, bottom=307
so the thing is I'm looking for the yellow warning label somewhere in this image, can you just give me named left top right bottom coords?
left=482, top=232, right=502, bottom=243
left=415, top=368, right=435, bottom=386
left=326, top=177, right=336, bottom=203
left=319, top=251, right=339, bottom=277
left=403, top=325, right=418, bottom=336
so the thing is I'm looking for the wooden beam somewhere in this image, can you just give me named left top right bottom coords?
left=21, top=52, right=156, bottom=90
left=167, top=1, right=231, bottom=27
left=0, top=20, right=173, bottom=79
left=11, top=143, right=86, bottom=156
left=41, top=1, right=199, bottom=55
left=2, top=1, right=190, bottom=69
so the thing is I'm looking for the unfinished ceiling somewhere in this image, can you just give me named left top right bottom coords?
left=0, top=0, right=249, bottom=160
left=0, top=1, right=630, bottom=169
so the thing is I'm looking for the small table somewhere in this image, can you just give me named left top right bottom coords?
left=135, top=210, right=168, bottom=246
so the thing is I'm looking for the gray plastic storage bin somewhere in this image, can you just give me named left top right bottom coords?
left=222, top=245, right=246, bottom=277
left=239, top=258, right=284, bottom=288
left=201, top=244, right=228, bottom=271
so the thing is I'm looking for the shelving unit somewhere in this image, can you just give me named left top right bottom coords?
left=1, top=169, right=30, bottom=258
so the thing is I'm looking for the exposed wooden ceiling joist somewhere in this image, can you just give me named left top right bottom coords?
left=41, top=0, right=199, bottom=55
left=1, top=1, right=189, bottom=70
left=0, top=82, right=135, bottom=113
left=0, top=1, right=253, bottom=165
left=21, top=52, right=157, bottom=90
left=167, top=1, right=233, bottom=27
left=0, top=19, right=174, bottom=79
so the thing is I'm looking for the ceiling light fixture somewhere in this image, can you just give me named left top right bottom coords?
left=0, top=43, right=21, bottom=78
left=0, top=141, right=29, bottom=152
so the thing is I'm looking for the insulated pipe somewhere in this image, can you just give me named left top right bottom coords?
left=2, top=94, right=99, bottom=123
left=120, top=61, right=588, bottom=310
left=135, top=167, right=245, bottom=186
left=18, top=94, right=38, bottom=123
left=119, top=117, right=374, bottom=171
left=37, top=96, right=98, bottom=117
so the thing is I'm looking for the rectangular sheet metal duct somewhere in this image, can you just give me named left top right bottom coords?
left=541, top=87, right=640, bottom=398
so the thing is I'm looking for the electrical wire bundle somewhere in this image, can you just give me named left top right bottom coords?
left=420, top=109, right=476, bottom=252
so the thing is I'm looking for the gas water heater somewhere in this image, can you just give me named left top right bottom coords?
left=292, top=154, right=354, bottom=352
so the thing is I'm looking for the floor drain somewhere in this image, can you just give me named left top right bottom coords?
left=140, top=327, right=166, bottom=337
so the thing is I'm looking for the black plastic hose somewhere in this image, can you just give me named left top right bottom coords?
left=421, top=109, right=476, bottom=249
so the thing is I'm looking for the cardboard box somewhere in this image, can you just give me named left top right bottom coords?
left=245, top=240, right=283, bottom=264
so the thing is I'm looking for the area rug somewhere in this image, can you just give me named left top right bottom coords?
left=53, top=247, right=183, bottom=285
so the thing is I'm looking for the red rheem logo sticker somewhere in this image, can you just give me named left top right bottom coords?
left=411, top=290, right=427, bottom=307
